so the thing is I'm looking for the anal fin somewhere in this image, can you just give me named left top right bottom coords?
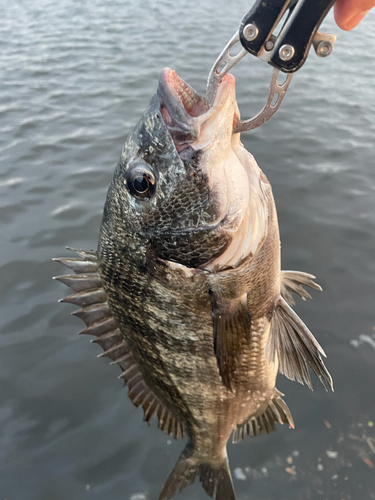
left=54, top=247, right=184, bottom=439
left=268, top=296, right=333, bottom=391
left=232, top=390, right=294, bottom=443
left=210, top=291, right=251, bottom=391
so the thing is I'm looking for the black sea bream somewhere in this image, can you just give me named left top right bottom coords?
left=55, top=68, right=333, bottom=500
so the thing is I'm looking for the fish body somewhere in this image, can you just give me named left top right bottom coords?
left=55, top=68, right=332, bottom=500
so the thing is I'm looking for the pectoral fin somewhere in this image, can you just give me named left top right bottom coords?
left=267, top=296, right=333, bottom=391
left=54, top=248, right=184, bottom=439
left=210, top=291, right=251, bottom=391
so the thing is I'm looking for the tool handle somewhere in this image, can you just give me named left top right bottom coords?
left=239, top=0, right=337, bottom=73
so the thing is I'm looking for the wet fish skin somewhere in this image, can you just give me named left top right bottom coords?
left=55, top=69, right=332, bottom=500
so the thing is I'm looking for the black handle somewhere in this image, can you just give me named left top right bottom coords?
left=239, top=0, right=337, bottom=73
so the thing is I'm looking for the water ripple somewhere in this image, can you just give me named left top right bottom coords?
left=1, top=1, right=375, bottom=499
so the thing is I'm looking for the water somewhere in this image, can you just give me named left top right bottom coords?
left=1, top=1, right=375, bottom=499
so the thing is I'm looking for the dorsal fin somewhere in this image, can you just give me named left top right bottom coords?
left=232, top=390, right=294, bottom=443
left=53, top=248, right=184, bottom=440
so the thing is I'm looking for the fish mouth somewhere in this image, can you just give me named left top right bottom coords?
left=157, top=67, right=236, bottom=150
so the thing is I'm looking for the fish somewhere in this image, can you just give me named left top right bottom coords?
left=54, top=67, right=333, bottom=500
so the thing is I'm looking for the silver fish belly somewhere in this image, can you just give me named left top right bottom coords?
left=54, top=68, right=333, bottom=500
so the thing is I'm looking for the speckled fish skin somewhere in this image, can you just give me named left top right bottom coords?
left=56, top=68, right=332, bottom=500
left=100, top=78, right=276, bottom=436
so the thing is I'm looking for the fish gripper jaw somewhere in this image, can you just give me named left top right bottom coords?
left=239, top=0, right=337, bottom=73
left=206, top=0, right=337, bottom=133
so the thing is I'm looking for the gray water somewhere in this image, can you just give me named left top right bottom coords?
left=1, top=1, right=375, bottom=499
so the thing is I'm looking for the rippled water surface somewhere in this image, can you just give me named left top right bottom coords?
left=1, top=1, right=375, bottom=499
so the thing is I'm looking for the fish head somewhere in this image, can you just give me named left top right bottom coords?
left=101, top=68, right=270, bottom=271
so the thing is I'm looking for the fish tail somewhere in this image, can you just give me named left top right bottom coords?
left=159, top=445, right=197, bottom=500
left=159, top=444, right=235, bottom=500
left=199, top=458, right=235, bottom=500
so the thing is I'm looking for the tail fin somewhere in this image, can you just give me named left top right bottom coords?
left=159, top=444, right=235, bottom=500
left=199, top=461, right=235, bottom=500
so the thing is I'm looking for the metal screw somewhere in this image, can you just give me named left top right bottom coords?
left=265, top=40, right=274, bottom=51
left=279, top=44, right=295, bottom=61
left=243, top=23, right=258, bottom=42
left=315, top=40, right=333, bottom=57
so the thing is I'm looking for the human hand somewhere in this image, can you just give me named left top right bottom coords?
left=334, top=0, right=375, bottom=30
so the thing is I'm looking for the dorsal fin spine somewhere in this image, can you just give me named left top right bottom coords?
left=54, top=248, right=185, bottom=440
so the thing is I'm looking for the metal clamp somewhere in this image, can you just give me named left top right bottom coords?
left=239, top=0, right=337, bottom=73
left=206, top=0, right=338, bottom=133
left=233, top=68, right=293, bottom=133
left=206, top=31, right=248, bottom=107
left=206, top=31, right=293, bottom=133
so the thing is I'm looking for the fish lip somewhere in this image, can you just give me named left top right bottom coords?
left=157, top=68, right=235, bottom=145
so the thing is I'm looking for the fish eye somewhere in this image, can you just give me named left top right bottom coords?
left=126, top=164, right=156, bottom=200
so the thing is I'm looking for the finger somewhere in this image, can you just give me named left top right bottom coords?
left=334, top=0, right=375, bottom=30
